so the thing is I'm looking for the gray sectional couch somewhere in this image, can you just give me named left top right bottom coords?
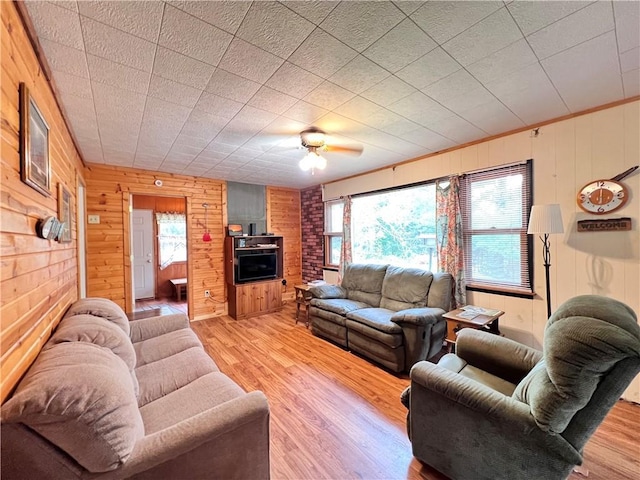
left=1, top=298, right=270, bottom=480
left=309, top=264, right=453, bottom=372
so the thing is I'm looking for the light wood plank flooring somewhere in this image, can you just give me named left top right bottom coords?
left=190, top=304, right=640, bottom=480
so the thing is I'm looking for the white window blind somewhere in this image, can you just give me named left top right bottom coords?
left=460, top=161, right=533, bottom=294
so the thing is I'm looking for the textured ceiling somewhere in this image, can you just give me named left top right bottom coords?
left=24, top=1, right=640, bottom=188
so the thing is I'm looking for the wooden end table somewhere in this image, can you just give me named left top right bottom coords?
left=443, top=307, right=504, bottom=352
left=294, top=284, right=313, bottom=327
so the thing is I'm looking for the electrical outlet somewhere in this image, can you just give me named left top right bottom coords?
left=204, top=290, right=210, bottom=298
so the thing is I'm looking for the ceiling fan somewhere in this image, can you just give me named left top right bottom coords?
left=297, top=127, right=363, bottom=173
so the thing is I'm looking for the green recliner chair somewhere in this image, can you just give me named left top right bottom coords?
left=401, top=295, right=640, bottom=480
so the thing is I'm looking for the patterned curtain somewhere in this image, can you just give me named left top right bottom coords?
left=436, top=177, right=466, bottom=308
left=338, top=195, right=352, bottom=282
left=155, top=212, right=185, bottom=223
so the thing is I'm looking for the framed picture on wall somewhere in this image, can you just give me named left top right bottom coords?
left=19, top=83, right=51, bottom=197
left=57, top=183, right=71, bottom=243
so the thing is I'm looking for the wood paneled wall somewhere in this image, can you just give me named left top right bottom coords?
left=1, top=2, right=85, bottom=402
left=132, top=195, right=186, bottom=298
left=267, top=186, right=302, bottom=298
left=84, top=165, right=227, bottom=320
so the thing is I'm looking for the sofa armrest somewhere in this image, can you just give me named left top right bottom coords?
left=455, top=329, right=543, bottom=385
left=129, top=313, right=190, bottom=343
left=116, top=391, right=270, bottom=479
left=408, top=362, right=582, bottom=466
left=309, top=285, right=347, bottom=299
left=391, top=307, right=444, bottom=326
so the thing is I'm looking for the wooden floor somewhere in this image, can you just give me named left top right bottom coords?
left=134, top=297, right=187, bottom=315
left=190, top=304, right=639, bottom=480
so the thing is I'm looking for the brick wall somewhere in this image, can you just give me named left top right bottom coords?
left=301, top=185, right=324, bottom=282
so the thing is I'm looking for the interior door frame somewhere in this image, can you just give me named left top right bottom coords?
left=123, top=192, right=192, bottom=318
left=76, top=175, right=87, bottom=299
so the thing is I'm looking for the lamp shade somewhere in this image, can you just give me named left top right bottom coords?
left=527, top=204, right=564, bottom=234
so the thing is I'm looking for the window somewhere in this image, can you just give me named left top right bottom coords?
left=324, top=200, right=343, bottom=267
left=351, top=183, right=437, bottom=269
left=156, top=213, right=187, bottom=269
left=460, top=161, right=533, bottom=295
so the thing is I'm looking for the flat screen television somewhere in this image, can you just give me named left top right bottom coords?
left=236, top=252, right=277, bottom=283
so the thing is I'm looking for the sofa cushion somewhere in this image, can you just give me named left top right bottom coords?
left=48, top=314, right=136, bottom=370
left=133, top=328, right=204, bottom=367
left=140, top=372, right=246, bottom=434
left=346, top=308, right=402, bottom=335
left=438, top=354, right=517, bottom=396
left=135, top=346, right=219, bottom=406
left=129, top=313, right=189, bottom=343
left=64, top=297, right=130, bottom=336
left=1, top=342, right=143, bottom=473
left=308, top=284, right=347, bottom=299
left=310, top=298, right=371, bottom=317
left=342, top=264, right=388, bottom=307
left=380, top=266, right=433, bottom=311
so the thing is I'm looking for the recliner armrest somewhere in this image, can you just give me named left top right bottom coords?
left=455, top=329, right=543, bottom=385
left=391, top=307, right=444, bottom=326
left=309, top=285, right=347, bottom=299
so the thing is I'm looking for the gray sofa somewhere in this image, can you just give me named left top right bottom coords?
left=1, top=298, right=270, bottom=480
left=309, top=264, right=453, bottom=372
left=401, top=295, right=640, bottom=480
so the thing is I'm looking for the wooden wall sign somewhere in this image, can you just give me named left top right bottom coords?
left=577, top=217, right=631, bottom=232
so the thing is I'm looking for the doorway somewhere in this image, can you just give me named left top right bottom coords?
left=131, top=195, right=188, bottom=316
left=76, top=180, right=87, bottom=298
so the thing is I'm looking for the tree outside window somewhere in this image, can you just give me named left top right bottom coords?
left=351, top=183, right=437, bottom=270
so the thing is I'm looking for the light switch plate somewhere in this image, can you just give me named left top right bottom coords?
left=88, top=215, right=100, bottom=224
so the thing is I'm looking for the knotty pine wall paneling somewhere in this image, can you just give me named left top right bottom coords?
left=132, top=195, right=187, bottom=298
left=267, top=186, right=302, bottom=300
left=84, top=165, right=227, bottom=320
left=1, top=2, right=85, bottom=402
left=323, top=100, right=640, bottom=402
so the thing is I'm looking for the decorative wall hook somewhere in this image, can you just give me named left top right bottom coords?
left=202, top=203, right=211, bottom=242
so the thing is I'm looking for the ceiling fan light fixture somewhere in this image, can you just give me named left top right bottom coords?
left=299, top=150, right=326, bottom=172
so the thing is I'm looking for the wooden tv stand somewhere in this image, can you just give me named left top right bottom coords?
left=225, top=235, right=284, bottom=320
left=227, top=279, right=282, bottom=320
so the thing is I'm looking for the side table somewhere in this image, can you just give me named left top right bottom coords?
left=294, top=284, right=313, bottom=327
left=443, top=307, right=504, bottom=352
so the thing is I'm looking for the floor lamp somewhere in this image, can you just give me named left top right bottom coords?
left=527, top=204, right=564, bottom=319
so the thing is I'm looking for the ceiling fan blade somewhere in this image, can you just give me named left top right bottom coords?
left=324, top=144, right=364, bottom=156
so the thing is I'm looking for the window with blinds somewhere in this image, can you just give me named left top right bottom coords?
left=460, top=160, right=533, bottom=295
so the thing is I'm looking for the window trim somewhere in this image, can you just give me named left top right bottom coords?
left=324, top=199, right=343, bottom=268
left=461, top=160, right=533, bottom=296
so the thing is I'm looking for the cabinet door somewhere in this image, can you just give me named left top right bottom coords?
left=235, top=284, right=260, bottom=317
left=261, top=281, right=282, bottom=311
